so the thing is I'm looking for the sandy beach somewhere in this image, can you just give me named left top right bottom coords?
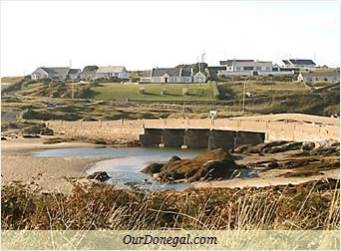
left=1, top=138, right=105, bottom=193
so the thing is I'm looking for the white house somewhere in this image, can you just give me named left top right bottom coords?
left=94, top=66, right=129, bottom=80
left=193, top=71, right=207, bottom=83
left=298, top=71, right=340, bottom=84
left=145, top=67, right=193, bottom=83
left=31, top=67, right=81, bottom=81
left=218, top=59, right=273, bottom=76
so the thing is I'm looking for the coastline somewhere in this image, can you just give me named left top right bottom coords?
left=1, top=137, right=340, bottom=193
left=1, top=138, right=106, bottom=193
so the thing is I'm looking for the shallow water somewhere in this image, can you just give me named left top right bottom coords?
left=34, top=147, right=201, bottom=191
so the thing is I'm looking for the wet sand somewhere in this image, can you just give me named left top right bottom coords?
left=1, top=138, right=105, bottom=193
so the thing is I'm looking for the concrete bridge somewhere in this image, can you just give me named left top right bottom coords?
left=140, top=128, right=265, bottom=149
left=48, top=113, right=339, bottom=150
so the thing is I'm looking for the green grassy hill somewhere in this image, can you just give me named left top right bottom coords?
left=91, top=83, right=218, bottom=101
left=1, top=78, right=339, bottom=121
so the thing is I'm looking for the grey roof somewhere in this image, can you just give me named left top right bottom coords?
left=151, top=67, right=192, bottom=77
left=96, top=66, right=126, bottom=74
left=68, top=68, right=81, bottom=74
left=82, top=65, right=98, bottom=73
left=181, top=68, right=192, bottom=77
left=220, top=59, right=254, bottom=66
left=152, top=68, right=180, bottom=77
left=284, top=59, right=316, bottom=66
left=40, top=67, right=70, bottom=79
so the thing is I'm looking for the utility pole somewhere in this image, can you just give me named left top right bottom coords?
left=71, top=83, right=74, bottom=100
left=242, top=79, right=246, bottom=114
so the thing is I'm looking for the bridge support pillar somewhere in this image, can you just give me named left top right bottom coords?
left=183, top=129, right=210, bottom=149
left=235, top=131, right=265, bottom=146
left=162, top=129, right=185, bottom=148
left=208, top=130, right=236, bottom=150
left=139, top=129, right=163, bottom=147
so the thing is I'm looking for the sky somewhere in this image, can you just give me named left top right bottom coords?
left=0, top=1, right=340, bottom=76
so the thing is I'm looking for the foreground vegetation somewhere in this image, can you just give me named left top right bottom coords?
left=1, top=178, right=339, bottom=230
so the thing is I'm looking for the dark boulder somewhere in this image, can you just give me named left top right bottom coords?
left=22, top=134, right=40, bottom=138
left=268, top=142, right=303, bottom=154
left=188, top=159, right=239, bottom=182
left=261, top=141, right=290, bottom=153
left=141, top=163, right=164, bottom=175
left=311, top=146, right=340, bottom=156
left=169, top=156, right=181, bottom=162
left=157, top=148, right=239, bottom=183
left=87, top=171, right=111, bottom=182
left=233, top=144, right=252, bottom=154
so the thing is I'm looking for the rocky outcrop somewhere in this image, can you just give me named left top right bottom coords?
left=233, top=140, right=340, bottom=156
left=87, top=171, right=111, bottom=182
left=141, top=163, right=164, bottom=175
left=233, top=141, right=290, bottom=154
left=143, top=149, right=253, bottom=183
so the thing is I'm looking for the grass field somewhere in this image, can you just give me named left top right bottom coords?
left=91, top=83, right=219, bottom=101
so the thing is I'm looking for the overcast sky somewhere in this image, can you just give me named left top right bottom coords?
left=1, top=1, right=340, bottom=76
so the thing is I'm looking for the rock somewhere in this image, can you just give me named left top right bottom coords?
left=141, top=163, right=164, bottom=175
left=87, top=171, right=110, bottom=182
left=188, top=159, right=238, bottom=182
left=230, top=168, right=258, bottom=179
left=233, top=144, right=252, bottom=153
left=157, top=148, right=239, bottom=183
left=261, top=141, right=290, bottom=153
left=22, top=134, right=40, bottom=138
left=268, top=142, right=303, bottom=154
left=234, top=141, right=290, bottom=154
left=311, top=146, right=340, bottom=156
left=279, top=158, right=317, bottom=169
left=265, top=161, right=279, bottom=169
left=169, top=156, right=181, bottom=162
left=249, top=143, right=269, bottom=154
left=301, top=142, right=315, bottom=151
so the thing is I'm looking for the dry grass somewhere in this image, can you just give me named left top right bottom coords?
left=1, top=178, right=339, bottom=230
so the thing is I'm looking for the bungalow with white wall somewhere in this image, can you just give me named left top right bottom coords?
left=94, top=66, right=129, bottom=80
left=143, top=67, right=193, bottom=83
left=218, top=59, right=294, bottom=77
left=218, top=59, right=273, bottom=76
left=31, top=67, right=81, bottom=81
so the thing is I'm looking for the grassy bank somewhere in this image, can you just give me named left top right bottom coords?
left=2, top=178, right=339, bottom=230
left=92, top=83, right=219, bottom=101
left=1, top=77, right=339, bottom=121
